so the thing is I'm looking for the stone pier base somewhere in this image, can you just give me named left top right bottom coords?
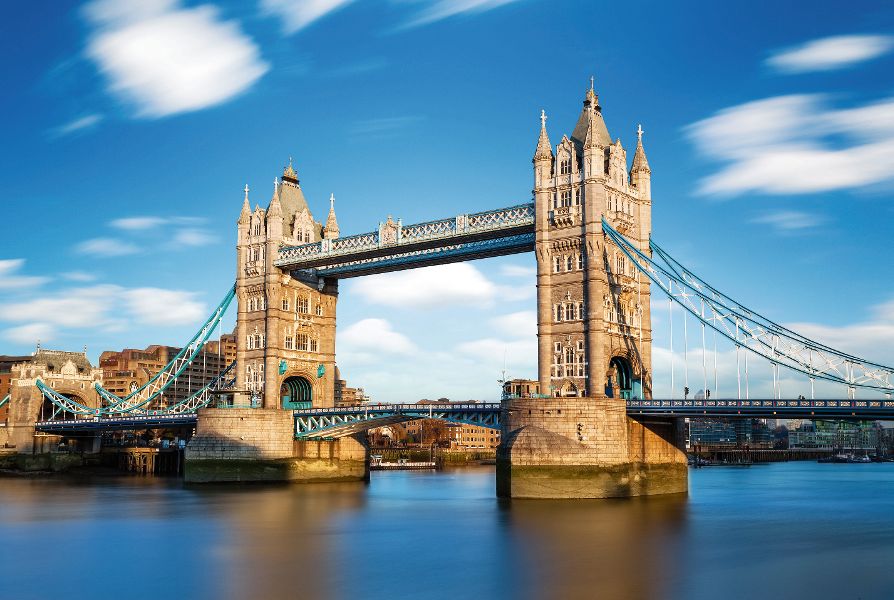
left=496, top=397, right=688, bottom=499
left=184, top=408, right=368, bottom=484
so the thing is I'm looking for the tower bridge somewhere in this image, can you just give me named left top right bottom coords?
left=7, top=81, right=894, bottom=498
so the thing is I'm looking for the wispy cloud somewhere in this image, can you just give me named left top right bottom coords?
left=260, top=0, right=354, bottom=34
left=4, top=323, right=56, bottom=345
left=687, top=94, right=894, bottom=196
left=350, top=263, right=496, bottom=309
left=0, top=284, right=209, bottom=344
left=490, top=310, right=536, bottom=338
left=751, top=210, right=825, bottom=233
left=84, top=0, right=268, bottom=118
left=499, top=264, right=535, bottom=278
left=767, top=34, right=894, bottom=73
left=398, top=0, right=523, bottom=29
left=77, top=238, right=141, bottom=257
left=62, top=271, right=99, bottom=282
left=0, top=259, right=49, bottom=290
left=339, top=318, right=417, bottom=360
left=174, top=228, right=217, bottom=246
left=50, top=113, right=104, bottom=138
left=110, top=216, right=170, bottom=230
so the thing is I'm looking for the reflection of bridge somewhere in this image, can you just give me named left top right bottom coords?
left=10, top=82, right=894, bottom=498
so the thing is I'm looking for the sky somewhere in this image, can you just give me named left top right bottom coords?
left=1, top=0, right=893, bottom=403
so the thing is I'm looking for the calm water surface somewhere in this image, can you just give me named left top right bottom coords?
left=2, top=463, right=893, bottom=599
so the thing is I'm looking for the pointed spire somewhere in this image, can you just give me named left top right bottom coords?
left=239, top=184, right=251, bottom=224
left=533, top=109, right=553, bottom=161
left=324, top=193, right=340, bottom=240
left=282, top=156, right=298, bottom=184
left=632, top=124, right=650, bottom=172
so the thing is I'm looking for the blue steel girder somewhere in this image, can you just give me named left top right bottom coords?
left=275, top=203, right=535, bottom=278
left=34, top=414, right=198, bottom=433
left=294, top=403, right=502, bottom=439
left=627, top=398, right=894, bottom=420
left=306, top=233, right=534, bottom=279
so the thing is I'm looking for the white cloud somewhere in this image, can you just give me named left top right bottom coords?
left=456, top=337, right=537, bottom=374
left=490, top=310, right=536, bottom=338
left=0, top=286, right=120, bottom=328
left=110, top=216, right=169, bottom=230
left=499, top=263, right=536, bottom=278
left=51, top=113, right=104, bottom=138
left=350, top=263, right=497, bottom=308
left=767, top=34, right=894, bottom=73
left=751, top=210, right=824, bottom=232
left=688, top=94, right=894, bottom=196
left=339, top=318, right=416, bottom=355
left=77, top=238, right=141, bottom=257
left=399, top=0, right=522, bottom=29
left=84, top=0, right=268, bottom=118
left=3, top=323, right=55, bottom=345
left=260, top=0, right=354, bottom=34
left=173, top=228, right=217, bottom=246
left=122, top=288, right=206, bottom=325
left=0, top=259, right=48, bottom=290
left=62, top=271, right=98, bottom=282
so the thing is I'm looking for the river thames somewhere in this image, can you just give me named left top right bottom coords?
left=2, top=462, right=893, bottom=599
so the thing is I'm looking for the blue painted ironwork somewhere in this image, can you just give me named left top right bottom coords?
left=36, top=359, right=236, bottom=419
left=294, top=403, right=501, bottom=439
left=309, top=233, right=535, bottom=278
left=0, top=394, right=8, bottom=409
left=275, top=203, right=535, bottom=275
left=34, top=414, right=197, bottom=433
left=627, top=398, right=894, bottom=420
left=602, top=219, right=894, bottom=397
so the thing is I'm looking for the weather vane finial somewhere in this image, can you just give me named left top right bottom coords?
left=540, top=109, right=547, bottom=129
left=590, top=75, right=595, bottom=91
left=637, top=124, right=644, bottom=140
left=243, top=184, right=250, bottom=200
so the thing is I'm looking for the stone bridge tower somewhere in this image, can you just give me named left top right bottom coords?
left=235, top=160, right=339, bottom=410
left=533, top=82, right=653, bottom=400
left=497, top=82, right=686, bottom=499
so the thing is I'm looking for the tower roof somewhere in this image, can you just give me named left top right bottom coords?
left=631, top=124, right=650, bottom=172
left=269, top=157, right=312, bottom=237
left=571, top=80, right=611, bottom=153
left=324, top=193, right=340, bottom=239
left=238, top=184, right=251, bottom=224
left=533, top=109, right=553, bottom=161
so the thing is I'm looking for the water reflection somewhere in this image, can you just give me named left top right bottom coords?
left=1, top=464, right=894, bottom=600
left=505, top=494, right=687, bottom=599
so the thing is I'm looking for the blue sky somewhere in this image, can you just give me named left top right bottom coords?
left=1, top=0, right=893, bottom=402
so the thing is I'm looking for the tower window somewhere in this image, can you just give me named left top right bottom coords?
left=574, top=188, right=581, bottom=206
left=298, top=297, right=310, bottom=314
left=315, top=303, right=323, bottom=316
left=566, top=255, right=573, bottom=271
left=561, top=190, right=571, bottom=207
left=553, top=256, right=561, bottom=273
left=310, top=338, right=318, bottom=353
left=284, top=336, right=293, bottom=350
left=577, top=253, right=584, bottom=270
left=560, top=159, right=571, bottom=175
left=282, top=298, right=290, bottom=311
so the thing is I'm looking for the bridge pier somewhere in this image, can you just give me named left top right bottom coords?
left=497, top=397, right=687, bottom=499
left=184, top=408, right=368, bottom=483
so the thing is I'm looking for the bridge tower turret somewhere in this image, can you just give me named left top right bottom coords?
left=498, top=81, right=684, bottom=499
left=234, top=159, right=338, bottom=410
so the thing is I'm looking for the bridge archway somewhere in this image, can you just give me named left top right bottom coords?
left=606, top=356, right=633, bottom=400
left=281, top=376, right=313, bottom=409
left=39, top=391, right=86, bottom=421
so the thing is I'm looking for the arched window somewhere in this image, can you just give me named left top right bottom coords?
left=565, top=255, right=573, bottom=271
left=574, top=188, right=581, bottom=206
left=578, top=301, right=585, bottom=319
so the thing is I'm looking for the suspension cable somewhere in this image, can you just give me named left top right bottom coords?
left=668, top=282, right=674, bottom=400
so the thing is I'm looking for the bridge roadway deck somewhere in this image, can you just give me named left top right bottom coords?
left=31, top=398, right=894, bottom=435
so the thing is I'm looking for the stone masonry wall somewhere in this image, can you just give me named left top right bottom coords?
left=186, top=408, right=294, bottom=460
